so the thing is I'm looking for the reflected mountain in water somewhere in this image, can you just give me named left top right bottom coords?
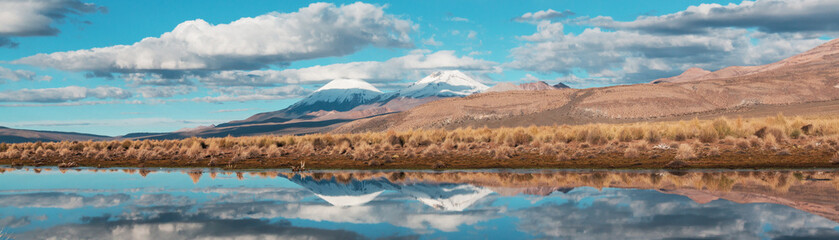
left=2, top=167, right=839, bottom=239
left=288, top=174, right=493, bottom=211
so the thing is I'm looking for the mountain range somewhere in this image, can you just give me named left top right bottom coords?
left=336, top=38, right=839, bottom=132
left=3, top=38, right=839, bottom=142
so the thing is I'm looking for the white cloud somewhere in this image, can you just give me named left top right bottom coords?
left=0, top=86, right=132, bottom=102
left=467, top=30, right=477, bottom=39
left=447, top=16, right=469, bottom=22
left=194, top=86, right=311, bottom=103
left=199, top=50, right=498, bottom=87
left=423, top=34, right=443, bottom=46
left=0, top=66, right=37, bottom=83
left=136, top=86, right=196, bottom=98
left=0, top=0, right=105, bottom=47
left=588, top=0, right=839, bottom=35
left=0, top=192, right=128, bottom=209
left=14, top=2, right=414, bottom=73
left=513, top=9, right=574, bottom=22
left=510, top=16, right=828, bottom=84
left=0, top=118, right=220, bottom=128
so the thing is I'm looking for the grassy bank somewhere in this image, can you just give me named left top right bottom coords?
left=2, top=114, right=839, bottom=169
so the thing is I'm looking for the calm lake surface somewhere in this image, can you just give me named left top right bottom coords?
left=1, top=167, right=839, bottom=239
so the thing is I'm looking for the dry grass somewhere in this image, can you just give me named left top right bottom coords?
left=675, top=144, right=697, bottom=160
left=1, top=114, right=837, bottom=168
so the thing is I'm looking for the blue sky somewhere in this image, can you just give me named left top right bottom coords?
left=1, top=0, right=837, bottom=136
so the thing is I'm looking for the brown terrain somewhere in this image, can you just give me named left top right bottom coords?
left=486, top=80, right=566, bottom=92
left=336, top=38, right=839, bottom=133
left=0, top=126, right=109, bottom=143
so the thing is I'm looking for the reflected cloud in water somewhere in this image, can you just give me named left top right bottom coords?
left=0, top=167, right=838, bottom=239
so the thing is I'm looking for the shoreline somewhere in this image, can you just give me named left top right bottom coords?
left=1, top=146, right=836, bottom=170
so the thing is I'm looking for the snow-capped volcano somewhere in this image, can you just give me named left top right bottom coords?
left=284, top=79, right=386, bottom=114
left=399, top=70, right=489, bottom=98
left=399, top=184, right=494, bottom=211
left=288, top=175, right=394, bottom=207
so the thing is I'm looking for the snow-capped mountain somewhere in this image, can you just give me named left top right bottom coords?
left=399, top=184, right=494, bottom=211
left=287, top=175, right=493, bottom=211
left=399, top=70, right=489, bottom=98
left=288, top=175, right=394, bottom=207
left=284, top=79, right=386, bottom=114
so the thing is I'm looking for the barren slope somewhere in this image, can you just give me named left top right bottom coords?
left=0, top=126, right=109, bottom=143
left=336, top=38, right=839, bottom=133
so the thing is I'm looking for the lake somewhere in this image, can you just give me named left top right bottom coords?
left=1, top=167, right=838, bottom=239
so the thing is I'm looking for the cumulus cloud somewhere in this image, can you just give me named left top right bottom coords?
left=513, top=9, right=575, bottom=22
left=0, top=0, right=105, bottom=47
left=136, top=86, right=196, bottom=98
left=195, top=86, right=311, bottom=103
left=0, top=66, right=37, bottom=83
left=14, top=2, right=414, bottom=74
left=422, top=35, right=443, bottom=46
left=0, top=192, right=129, bottom=209
left=509, top=2, right=832, bottom=84
left=587, top=0, right=839, bottom=35
left=17, top=216, right=368, bottom=240
left=510, top=188, right=839, bottom=239
left=200, top=50, right=498, bottom=87
left=0, top=86, right=132, bottom=103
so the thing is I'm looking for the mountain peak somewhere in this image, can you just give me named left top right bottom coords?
left=316, top=78, right=382, bottom=93
left=284, top=79, right=385, bottom=114
left=400, top=70, right=489, bottom=98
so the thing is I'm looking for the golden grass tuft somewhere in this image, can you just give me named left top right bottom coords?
left=675, top=144, right=697, bottom=160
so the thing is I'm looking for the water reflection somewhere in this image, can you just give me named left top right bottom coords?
left=1, top=167, right=839, bottom=239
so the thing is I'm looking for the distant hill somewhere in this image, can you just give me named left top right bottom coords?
left=0, top=126, right=110, bottom=143
left=335, top=38, right=839, bottom=133
left=487, top=81, right=570, bottom=92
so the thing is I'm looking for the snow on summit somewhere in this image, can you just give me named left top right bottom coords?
left=315, top=78, right=383, bottom=93
left=285, top=79, right=385, bottom=114
left=400, top=70, right=489, bottom=98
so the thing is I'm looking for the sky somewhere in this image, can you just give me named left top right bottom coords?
left=0, top=0, right=837, bottom=136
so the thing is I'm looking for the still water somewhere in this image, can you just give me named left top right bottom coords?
left=1, top=167, right=838, bottom=239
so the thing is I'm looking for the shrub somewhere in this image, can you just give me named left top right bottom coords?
left=586, top=127, right=607, bottom=145
left=736, top=139, right=750, bottom=150
left=506, top=129, right=532, bottom=147
left=712, top=118, right=733, bottom=137
left=495, top=146, right=515, bottom=159
left=618, top=129, right=633, bottom=142
left=539, top=144, right=556, bottom=156
left=645, top=130, right=662, bottom=144
left=698, top=127, right=719, bottom=143
left=675, top=144, right=696, bottom=160
left=423, top=144, right=442, bottom=157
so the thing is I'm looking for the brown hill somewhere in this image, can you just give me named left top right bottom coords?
left=0, top=126, right=109, bottom=143
left=129, top=96, right=440, bottom=140
left=519, top=81, right=556, bottom=90
left=335, top=38, right=839, bottom=133
left=651, top=67, right=711, bottom=84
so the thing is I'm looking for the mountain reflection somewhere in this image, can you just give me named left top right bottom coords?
left=1, top=167, right=839, bottom=239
